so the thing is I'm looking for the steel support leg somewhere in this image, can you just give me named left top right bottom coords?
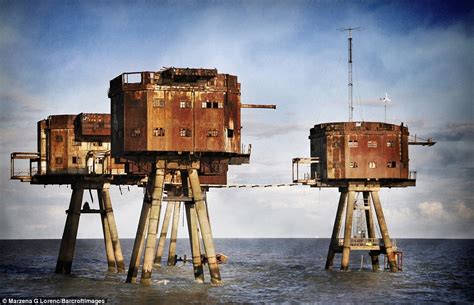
left=98, top=189, right=116, bottom=272
left=100, top=184, right=125, bottom=273
left=188, top=169, right=221, bottom=284
left=55, top=186, right=84, bottom=274
left=126, top=181, right=152, bottom=283
left=154, top=202, right=173, bottom=265
left=341, top=190, right=355, bottom=271
left=185, top=202, right=205, bottom=283
left=140, top=162, right=166, bottom=285
left=364, top=192, right=379, bottom=271
left=371, top=191, right=397, bottom=272
left=325, top=190, right=347, bottom=270
left=167, top=202, right=181, bottom=266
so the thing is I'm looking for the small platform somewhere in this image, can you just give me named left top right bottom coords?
left=332, top=238, right=397, bottom=252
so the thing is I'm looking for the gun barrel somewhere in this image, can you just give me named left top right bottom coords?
left=241, top=104, right=276, bottom=109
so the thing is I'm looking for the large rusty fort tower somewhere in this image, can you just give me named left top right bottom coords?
left=108, top=67, right=274, bottom=285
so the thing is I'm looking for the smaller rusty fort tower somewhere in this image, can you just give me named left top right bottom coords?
left=10, top=113, right=146, bottom=274
left=108, top=67, right=274, bottom=285
left=292, top=28, right=434, bottom=272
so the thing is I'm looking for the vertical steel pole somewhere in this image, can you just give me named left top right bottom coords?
left=371, top=191, right=397, bottom=272
left=126, top=179, right=153, bottom=283
left=341, top=190, right=355, bottom=270
left=97, top=189, right=116, bottom=272
left=140, top=162, right=166, bottom=285
left=167, top=201, right=181, bottom=266
left=188, top=168, right=221, bottom=284
left=185, top=202, right=205, bottom=283
left=325, top=190, right=347, bottom=270
left=55, top=185, right=84, bottom=274
left=364, top=191, right=379, bottom=270
left=100, top=183, right=125, bottom=273
left=154, top=201, right=174, bottom=265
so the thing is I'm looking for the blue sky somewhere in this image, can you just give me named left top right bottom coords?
left=1, top=0, right=473, bottom=239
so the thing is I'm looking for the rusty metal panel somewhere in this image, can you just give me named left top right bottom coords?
left=194, top=90, right=225, bottom=152
left=111, top=93, right=125, bottom=155
left=310, top=122, right=410, bottom=182
left=76, top=113, right=111, bottom=138
left=224, top=77, right=241, bottom=154
left=123, top=90, right=148, bottom=152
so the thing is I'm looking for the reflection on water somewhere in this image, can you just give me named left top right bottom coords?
left=0, top=239, right=473, bottom=303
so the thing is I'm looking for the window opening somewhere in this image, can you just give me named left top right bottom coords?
left=348, top=140, right=358, bottom=148
left=132, top=128, right=141, bottom=137
left=368, top=140, right=378, bottom=148
left=180, top=128, right=191, bottom=137
left=153, top=128, right=165, bottom=137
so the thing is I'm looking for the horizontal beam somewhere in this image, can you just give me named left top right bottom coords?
left=241, top=104, right=276, bottom=109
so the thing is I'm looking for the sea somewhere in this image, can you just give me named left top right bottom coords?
left=0, top=239, right=473, bottom=304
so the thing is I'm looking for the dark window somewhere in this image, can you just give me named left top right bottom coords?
left=72, top=156, right=80, bottom=164
left=387, top=140, right=395, bottom=147
left=368, top=140, right=378, bottom=148
left=180, top=101, right=191, bottom=108
left=180, top=128, right=191, bottom=137
left=349, top=161, right=358, bottom=168
left=153, top=99, right=165, bottom=108
left=55, top=157, right=63, bottom=164
left=56, top=135, right=63, bottom=142
left=207, top=129, right=218, bottom=137
left=131, top=128, right=141, bottom=137
left=227, top=128, right=234, bottom=138
left=153, top=128, right=165, bottom=137
left=387, top=161, right=396, bottom=168
left=202, top=101, right=223, bottom=108
left=348, top=140, right=358, bottom=148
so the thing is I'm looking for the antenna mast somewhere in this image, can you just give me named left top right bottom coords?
left=339, top=27, right=361, bottom=122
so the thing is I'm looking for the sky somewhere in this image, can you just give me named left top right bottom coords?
left=0, top=0, right=473, bottom=239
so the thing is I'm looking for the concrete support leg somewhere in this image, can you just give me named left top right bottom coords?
left=55, top=186, right=84, bottom=274
left=188, top=169, right=221, bottom=284
left=371, top=191, right=397, bottom=272
left=100, top=184, right=125, bottom=273
left=185, top=202, right=205, bottom=283
left=154, top=202, right=174, bottom=265
left=364, top=192, right=379, bottom=271
left=167, top=202, right=181, bottom=266
left=325, top=191, right=348, bottom=270
left=341, top=190, right=355, bottom=271
left=140, top=162, right=166, bottom=285
left=126, top=183, right=152, bottom=283
left=98, top=189, right=116, bottom=272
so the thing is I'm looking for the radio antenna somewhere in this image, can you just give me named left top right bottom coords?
left=338, top=27, right=362, bottom=121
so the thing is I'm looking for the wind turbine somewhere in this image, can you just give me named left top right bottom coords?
left=380, top=92, right=391, bottom=122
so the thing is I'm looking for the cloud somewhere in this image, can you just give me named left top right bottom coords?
left=418, top=201, right=445, bottom=218
left=244, top=121, right=307, bottom=139
left=430, top=122, right=474, bottom=142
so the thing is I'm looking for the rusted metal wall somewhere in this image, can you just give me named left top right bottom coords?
left=108, top=68, right=242, bottom=157
left=41, top=114, right=124, bottom=175
left=310, top=122, right=409, bottom=181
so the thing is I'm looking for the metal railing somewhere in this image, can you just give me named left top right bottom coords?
left=337, top=238, right=397, bottom=250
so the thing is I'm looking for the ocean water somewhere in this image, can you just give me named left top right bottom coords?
left=0, top=239, right=473, bottom=304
